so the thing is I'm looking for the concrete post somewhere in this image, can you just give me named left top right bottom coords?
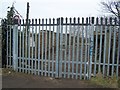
left=13, top=16, right=19, bottom=71
left=13, top=25, right=18, bottom=71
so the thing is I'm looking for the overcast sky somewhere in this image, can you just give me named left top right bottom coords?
left=0, top=0, right=103, bottom=19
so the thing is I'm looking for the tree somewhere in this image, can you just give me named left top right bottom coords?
left=1, top=2, right=16, bottom=67
left=101, top=0, right=120, bottom=72
left=7, top=6, right=14, bottom=24
left=101, top=0, right=120, bottom=23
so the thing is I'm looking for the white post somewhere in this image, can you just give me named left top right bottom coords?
left=13, top=16, right=19, bottom=71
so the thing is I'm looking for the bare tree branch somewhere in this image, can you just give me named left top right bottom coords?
left=101, top=0, right=120, bottom=18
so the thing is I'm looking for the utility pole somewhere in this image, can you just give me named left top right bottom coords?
left=25, top=2, right=30, bottom=71
left=26, top=2, right=30, bottom=47
left=26, top=2, right=29, bottom=32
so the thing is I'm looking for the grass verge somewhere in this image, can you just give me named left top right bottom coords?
left=91, top=72, right=120, bottom=88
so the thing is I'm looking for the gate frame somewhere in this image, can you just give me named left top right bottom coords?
left=9, top=17, right=120, bottom=80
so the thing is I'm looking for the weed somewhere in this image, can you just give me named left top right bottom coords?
left=91, top=72, right=119, bottom=88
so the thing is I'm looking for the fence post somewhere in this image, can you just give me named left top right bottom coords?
left=13, top=16, right=18, bottom=71
left=118, top=16, right=120, bottom=78
left=0, top=22, right=2, bottom=90
left=55, top=18, right=60, bottom=78
left=0, top=25, right=2, bottom=68
left=89, top=17, right=94, bottom=79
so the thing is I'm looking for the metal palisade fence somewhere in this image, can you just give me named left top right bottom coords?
left=6, top=17, right=120, bottom=80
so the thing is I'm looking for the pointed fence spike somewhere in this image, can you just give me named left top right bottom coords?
left=82, top=17, right=84, bottom=24
left=96, top=17, right=99, bottom=25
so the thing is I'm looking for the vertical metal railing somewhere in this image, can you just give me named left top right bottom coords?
left=59, top=17, right=63, bottom=78
left=80, top=18, right=84, bottom=79
left=6, top=17, right=119, bottom=79
left=21, top=20, right=24, bottom=72
left=48, top=18, right=51, bottom=76
left=64, top=18, right=68, bottom=78
left=75, top=17, right=80, bottom=79
left=18, top=20, right=21, bottom=72
left=112, top=21, right=117, bottom=77
left=6, top=25, right=9, bottom=68
left=68, top=18, right=72, bottom=78
left=89, top=17, right=95, bottom=79
left=103, top=18, right=107, bottom=77
left=34, top=19, right=37, bottom=75
left=71, top=18, right=75, bottom=79
left=107, top=18, right=112, bottom=76
left=84, top=18, right=88, bottom=79
left=28, top=19, right=31, bottom=74
left=94, top=18, right=98, bottom=76
left=55, top=18, right=60, bottom=78
left=51, top=18, right=55, bottom=77
left=9, top=25, right=12, bottom=68
left=115, top=17, right=119, bottom=78
left=41, top=19, right=44, bottom=75
left=38, top=19, right=41, bottom=75
left=98, top=18, right=103, bottom=73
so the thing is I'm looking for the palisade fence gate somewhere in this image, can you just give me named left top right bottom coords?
left=6, top=17, right=120, bottom=80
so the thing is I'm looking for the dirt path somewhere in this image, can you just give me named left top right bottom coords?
left=1, top=69, right=104, bottom=88
left=3, top=75, right=103, bottom=88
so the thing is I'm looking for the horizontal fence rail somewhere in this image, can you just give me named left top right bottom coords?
left=6, top=17, right=120, bottom=79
